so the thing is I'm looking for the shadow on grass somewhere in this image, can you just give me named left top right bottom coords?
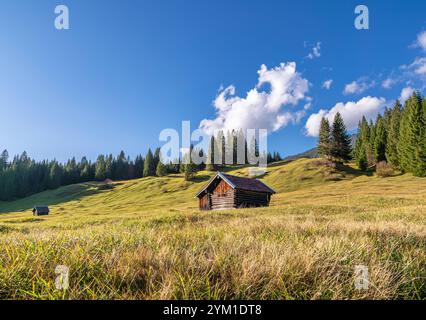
left=335, top=163, right=374, bottom=177
left=0, top=182, right=112, bottom=214
left=192, top=174, right=212, bottom=183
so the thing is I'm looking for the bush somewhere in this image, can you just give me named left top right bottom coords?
left=376, top=161, right=394, bottom=177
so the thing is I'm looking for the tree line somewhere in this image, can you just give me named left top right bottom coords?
left=353, top=91, right=426, bottom=176
left=317, top=91, right=426, bottom=177
left=0, top=130, right=282, bottom=201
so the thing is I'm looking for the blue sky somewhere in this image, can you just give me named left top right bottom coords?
left=1, top=0, right=426, bottom=162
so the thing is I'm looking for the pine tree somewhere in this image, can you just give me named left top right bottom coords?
left=386, top=100, right=402, bottom=168
left=153, top=148, right=161, bottom=170
left=398, top=92, right=426, bottom=176
left=225, top=130, right=233, bottom=165
left=274, top=152, right=282, bottom=162
left=0, top=149, right=8, bottom=171
left=48, top=161, right=62, bottom=189
left=383, top=107, right=392, bottom=131
left=143, top=148, right=155, bottom=177
left=95, top=155, right=106, bottom=181
left=206, top=135, right=216, bottom=171
left=183, top=145, right=197, bottom=181
left=156, top=160, right=167, bottom=177
left=354, top=117, right=369, bottom=170
left=317, top=117, right=331, bottom=159
left=330, top=112, right=352, bottom=163
left=374, top=115, right=387, bottom=163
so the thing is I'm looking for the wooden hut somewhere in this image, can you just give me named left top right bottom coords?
left=195, top=172, right=275, bottom=211
left=32, top=206, right=49, bottom=216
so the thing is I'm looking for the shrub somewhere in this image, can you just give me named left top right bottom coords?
left=376, top=161, right=394, bottom=177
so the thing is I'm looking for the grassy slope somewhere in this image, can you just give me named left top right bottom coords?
left=0, top=158, right=425, bottom=299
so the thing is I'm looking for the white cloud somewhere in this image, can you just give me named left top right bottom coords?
left=306, top=42, right=321, bottom=59
left=305, top=96, right=386, bottom=137
left=344, top=78, right=375, bottom=95
left=401, top=57, right=426, bottom=75
left=382, top=78, right=396, bottom=89
left=199, top=62, right=310, bottom=135
left=399, top=86, right=415, bottom=104
left=417, top=31, right=426, bottom=51
left=322, top=79, right=333, bottom=90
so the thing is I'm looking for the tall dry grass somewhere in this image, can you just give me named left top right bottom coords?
left=0, top=159, right=425, bottom=299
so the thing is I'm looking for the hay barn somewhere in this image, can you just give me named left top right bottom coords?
left=32, top=206, right=50, bottom=216
left=195, top=172, right=275, bottom=211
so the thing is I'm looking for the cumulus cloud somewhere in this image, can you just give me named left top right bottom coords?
left=199, top=62, right=310, bottom=135
left=322, top=79, right=333, bottom=90
left=344, top=77, right=375, bottom=95
left=412, top=57, right=426, bottom=75
left=305, top=96, right=386, bottom=137
left=306, top=42, right=321, bottom=59
left=416, top=31, right=426, bottom=51
left=399, top=86, right=415, bottom=104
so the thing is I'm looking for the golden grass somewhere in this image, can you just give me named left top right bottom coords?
left=0, top=158, right=425, bottom=299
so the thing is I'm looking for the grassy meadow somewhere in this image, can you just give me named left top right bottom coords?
left=0, top=158, right=425, bottom=299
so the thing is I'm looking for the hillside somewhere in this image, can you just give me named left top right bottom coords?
left=0, top=158, right=425, bottom=299
left=0, top=158, right=359, bottom=219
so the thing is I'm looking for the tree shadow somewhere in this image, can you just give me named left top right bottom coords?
left=335, top=163, right=373, bottom=177
left=192, top=174, right=213, bottom=183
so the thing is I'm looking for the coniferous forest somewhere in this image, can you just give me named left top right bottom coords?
left=317, top=91, right=426, bottom=177
left=0, top=131, right=282, bottom=201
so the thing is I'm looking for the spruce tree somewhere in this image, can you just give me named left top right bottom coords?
left=95, top=155, right=106, bottom=181
left=0, top=149, right=8, bottom=171
left=206, top=135, right=216, bottom=171
left=317, top=117, right=331, bottom=159
left=386, top=100, right=402, bottom=168
left=48, top=161, right=62, bottom=189
left=374, top=115, right=387, bottom=163
left=183, top=145, right=197, bottom=181
left=354, top=116, right=371, bottom=169
left=143, top=148, right=155, bottom=177
left=398, top=92, right=426, bottom=175
left=330, top=112, right=352, bottom=163
left=156, top=160, right=167, bottom=177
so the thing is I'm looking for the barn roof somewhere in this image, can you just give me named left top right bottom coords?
left=195, top=172, right=276, bottom=198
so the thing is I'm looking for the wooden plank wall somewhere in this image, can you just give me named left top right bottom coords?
left=199, top=178, right=272, bottom=210
left=199, top=194, right=211, bottom=210
left=235, top=189, right=269, bottom=208
left=211, top=189, right=236, bottom=210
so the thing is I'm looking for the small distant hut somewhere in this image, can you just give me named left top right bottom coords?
left=195, top=172, right=275, bottom=211
left=32, top=206, right=49, bottom=216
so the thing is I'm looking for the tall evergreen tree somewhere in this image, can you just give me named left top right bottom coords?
left=48, top=161, right=62, bottom=189
left=156, top=160, right=167, bottom=177
left=0, top=149, right=8, bottom=171
left=143, top=148, right=156, bottom=177
left=317, top=117, right=331, bottom=159
left=374, top=115, right=387, bottom=163
left=397, top=92, right=426, bottom=176
left=95, top=155, right=106, bottom=181
left=183, top=145, right=197, bottom=181
left=354, top=117, right=370, bottom=170
left=386, top=100, right=402, bottom=168
left=330, top=112, right=352, bottom=163
left=206, top=135, right=216, bottom=171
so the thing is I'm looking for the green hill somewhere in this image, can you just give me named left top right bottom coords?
left=0, top=158, right=425, bottom=299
